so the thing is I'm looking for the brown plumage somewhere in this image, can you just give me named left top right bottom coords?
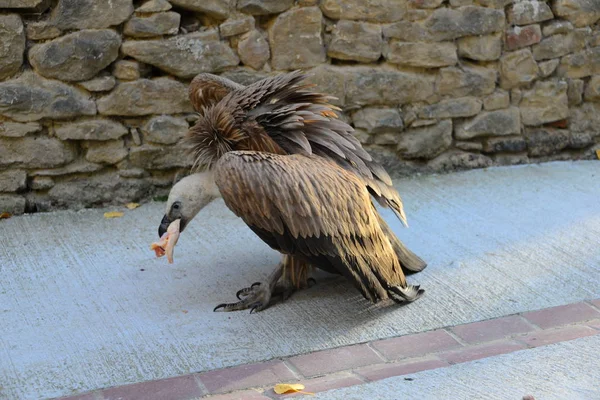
left=188, top=73, right=243, bottom=113
left=181, top=71, right=426, bottom=311
left=188, top=72, right=410, bottom=223
left=214, top=152, right=423, bottom=305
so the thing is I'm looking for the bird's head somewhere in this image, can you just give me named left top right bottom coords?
left=158, top=171, right=220, bottom=237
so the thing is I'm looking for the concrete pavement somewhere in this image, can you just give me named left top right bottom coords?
left=1, top=161, right=599, bottom=399
left=304, top=334, right=600, bottom=400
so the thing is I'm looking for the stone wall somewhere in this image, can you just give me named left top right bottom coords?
left=1, top=0, right=599, bottom=214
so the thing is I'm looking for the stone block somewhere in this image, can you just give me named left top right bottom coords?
left=352, top=107, right=403, bottom=134
left=0, top=72, right=96, bottom=122
left=507, top=1, right=553, bottom=25
left=483, top=90, right=510, bottom=111
left=438, top=64, right=496, bottom=97
left=455, top=107, right=521, bottom=139
left=0, top=14, right=25, bottom=80
left=500, top=49, right=539, bottom=89
left=54, top=119, right=128, bottom=141
left=238, top=30, right=270, bottom=70
left=418, top=97, right=482, bottom=119
left=385, top=41, right=457, bottom=68
left=0, top=137, right=76, bottom=168
left=397, top=119, right=453, bottom=159
left=123, top=12, right=180, bottom=37
left=505, top=25, right=541, bottom=51
left=141, top=115, right=188, bottom=144
left=269, top=7, right=325, bottom=70
left=320, top=0, right=407, bottom=23
left=50, top=0, right=134, bottom=29
left=97, top=78, right=192, bottom=116
left=552, top=0, right=600, bottom=27
left=121, top=31, right=239, bottom=78
left=457, top=32, right=502, bottom=61
left=328, top=21, right=382, bottom=62
left=519, top=80, right=568, bottom=126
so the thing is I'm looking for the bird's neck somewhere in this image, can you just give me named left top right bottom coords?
left=189, top=170, right=221, bottom=199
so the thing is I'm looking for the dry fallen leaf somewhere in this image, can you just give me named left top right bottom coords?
left=126, top=202, right=140, bottom=210
left=274, top=383, right=313, bottom=395
left=596, top=149, right=600, bottom=160
left=0, top=212, right=12, bottom=219
left=104, top=211, right=124, bottom=219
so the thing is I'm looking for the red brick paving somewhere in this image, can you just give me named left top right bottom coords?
left=287, top=344, right=382, bottom=377
left=450, top=315, right=535, bottom=344
left=102, top=375, right=205, bottom=400
left=355, top=357, right=449, bottom=382
left=439, top=340, right=526, bottom=364
left=370, top=329, right=461, bottom=360
left=59, top=394, right=97, bottom=400
left=202, top=391, right=271, bottom=400
left=516, top=325, right=597, bottom=347
left=198, top=360, right=297, bottom=394
left=56, top=300, right=600, bottom=400
left=589, top=299, right=600, bottom=309
left=587, top=319, right=600, bottom=330
left=522, top=302, right=600, bottom=329
left=268, top=373, right=364, bottom=398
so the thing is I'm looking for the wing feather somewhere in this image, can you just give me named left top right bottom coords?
left=214, top=151, right=408, bottom=302
left=187, top=71, right=407, bottom=226
left=188, top=74, right=243, bottom=112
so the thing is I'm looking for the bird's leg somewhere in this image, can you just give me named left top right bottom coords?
left=213, top=256, right=315, bottom=313
left=275, top=255, right=315, bottom=301
left=213, top=261, right=284, bottom=313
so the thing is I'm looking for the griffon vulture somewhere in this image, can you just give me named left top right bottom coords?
left=156, top=71, right=426, bottom=312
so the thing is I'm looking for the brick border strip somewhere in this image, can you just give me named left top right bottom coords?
left=58, top=300, right=600, bottom=400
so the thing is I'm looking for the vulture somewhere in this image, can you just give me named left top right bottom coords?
left=157, top=71, right=427, bottom=313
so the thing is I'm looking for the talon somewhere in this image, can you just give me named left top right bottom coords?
left=249, top=305, right=260, bottom=314
left=213, top=303, right=227, bottom=312
left=236, top=289, right=245, bottom=300
left=388, top=284, right=424, bottom=303
left=251, top=282, right=261, bottom=289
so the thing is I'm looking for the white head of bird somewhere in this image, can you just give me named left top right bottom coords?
left=158, top=171, right=220, bottom=237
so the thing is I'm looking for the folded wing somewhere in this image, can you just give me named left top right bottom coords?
left=214, top=151, right=410, bottom=303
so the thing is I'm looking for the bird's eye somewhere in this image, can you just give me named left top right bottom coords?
left=173, top=202, right=181, bottom=211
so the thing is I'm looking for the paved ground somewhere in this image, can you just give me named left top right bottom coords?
left=304, top=334, right=600, bottom=400
left=55, top=299, right=600, bottom=400
left=1, top=161, right=599, bottom=400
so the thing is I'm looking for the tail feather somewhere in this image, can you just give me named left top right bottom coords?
left=388, top=284, right=424, bottom=303
left=377, top=213, right=427, bottom=274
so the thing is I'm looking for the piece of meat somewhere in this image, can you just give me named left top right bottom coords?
left=150, top=219, right=181, bottom=263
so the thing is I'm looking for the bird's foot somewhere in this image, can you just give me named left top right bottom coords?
left=388, top=284, right=424, bottom=303
left=214, top=281, right=278, bottom=313
left=213, top=277, right=317, bottom=314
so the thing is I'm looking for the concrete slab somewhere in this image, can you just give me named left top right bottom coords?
left=1, top=161, right=599, bottom=400
left=306, top=334, right=600, bottom=400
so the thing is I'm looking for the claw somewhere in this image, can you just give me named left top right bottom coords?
left=307, top=277, right=317, bottom=288
left=388, top=284, right=424, bottom=303
left=214, top=281, right=272, bottom=313
left=236, top=282, right=264, bottom=300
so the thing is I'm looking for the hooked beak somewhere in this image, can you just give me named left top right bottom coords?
left=158, top=214, right=170, bottom=237
left=159, top=214, right=186, bottom=237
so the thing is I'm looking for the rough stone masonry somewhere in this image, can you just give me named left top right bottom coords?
left=0, top=0, right=599, bottom=214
